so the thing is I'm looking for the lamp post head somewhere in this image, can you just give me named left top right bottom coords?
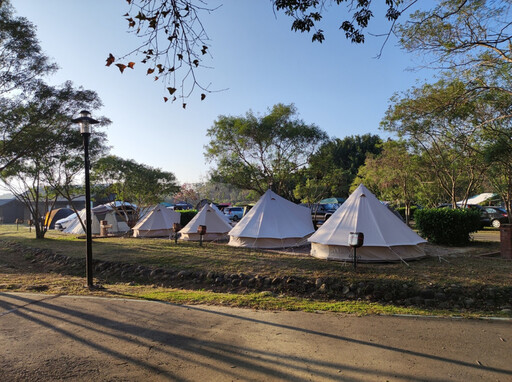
left=72, top=110, right=99, bottom=135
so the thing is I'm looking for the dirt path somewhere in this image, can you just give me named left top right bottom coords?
left=0, top=292, right=510, bottom=381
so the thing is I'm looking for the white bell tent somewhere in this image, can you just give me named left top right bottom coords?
left=228, top=189, right=314, bottom=249
left=308, top=184, right=427, bottom=262
left=210, top=203, right=232, bottom=225
left=179, top=204, right=232, bottom=241
left=132, top=205, right=181, bottom=237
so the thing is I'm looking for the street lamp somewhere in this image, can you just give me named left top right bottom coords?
left=72, top=110, right=99, bottom=288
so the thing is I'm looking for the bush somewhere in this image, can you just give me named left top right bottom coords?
left=176, top=210, right=197, bottom=227
left=415, top=208, right=481, bottom=246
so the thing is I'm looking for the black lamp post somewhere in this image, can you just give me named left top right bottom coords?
left=72, top=110, right=99, bottom=288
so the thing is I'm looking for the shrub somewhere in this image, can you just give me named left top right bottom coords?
left=415, top=208, right=481, bottom=246
left=176, top=210, right=197, bottom=227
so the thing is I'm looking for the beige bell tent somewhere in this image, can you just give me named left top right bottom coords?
left=210, top=203, right=232, bottom=225
left=228, top=189, right=314, bottom=249
left=132, top=205, right=181, bottom=237
left=63, top=204, right=130, bottom=235
left=179, top=204, right=232, bottom=241
left=309, top=184, right=427, bottom=262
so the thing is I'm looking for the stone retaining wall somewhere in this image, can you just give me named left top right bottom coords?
left=8, top=241, right=512, bottom=313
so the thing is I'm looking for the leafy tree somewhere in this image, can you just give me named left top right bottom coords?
left=398, top=0, right=512, bottom=128
left=395, top=1, right=512, bottom=211
left=482, top=125, right=512, bottom=222
left=0, top=0, right=57, bottom=97
left=205, top=103, right=328, bottom=200
left=0, top=81, right=105, bottom=172
left=352, top=140, right=420, bottom=224
left=0, top=83, right=109, bottom=238
left=92, top=155, right=179, bottom=225
left=293, top=176, right=335, bottom=204
left=0, top=0, right=62, bottom=173
left=398, top=0, right=512, bottom=74
left=295, top=134, right=382, bottom=201
left=382, top=78, right=489, bottom=207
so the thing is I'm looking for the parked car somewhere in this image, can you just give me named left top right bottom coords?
left=483, top=206, right=508, bottom=228
left=224, top=206, right=245, bottom=222
left=437, top=203, right=491, bottom=228
left=308, top=203, right=339, bottom=229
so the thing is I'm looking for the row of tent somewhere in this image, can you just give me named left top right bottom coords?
left=52, top=184, right=426, bottom=262
left=142, top=184, right=426, bottom=262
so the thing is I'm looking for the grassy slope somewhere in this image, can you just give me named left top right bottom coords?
left=0, top=225, right=509, bottom=318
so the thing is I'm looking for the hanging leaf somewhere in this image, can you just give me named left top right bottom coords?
left=201, top=93, right=206, bottom=101
left=147, top=68, right=155, bottom=74
left=164, top=97, right=169, bottom=102
left=167, top=87, right=177, bottom=95
left=182, top=103, right=187, bottom=109
left=177, top=54, right=183, bottom=60
left=193, top=59, right=199, bottom=67
left=116, top=63, right=127, bottom=73
left=127, top=62, right=135, bottom=69
left=106, top=53, right=115, bottom=66
left=154, top=76, right=159, bottom=81
left=201, top=45, right=208, bottom=55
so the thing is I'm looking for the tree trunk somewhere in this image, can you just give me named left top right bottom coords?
left=34, top=221, right=46, bottom=239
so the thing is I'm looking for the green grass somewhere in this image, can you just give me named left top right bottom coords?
left=103, top=288, right=502, bottom=318
left=0, top=224, right=509, bottom=289
left=1, top=224, right=511, bottom=318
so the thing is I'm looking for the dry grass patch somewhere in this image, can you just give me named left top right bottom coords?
left=0, top=225, right=508, bottom=289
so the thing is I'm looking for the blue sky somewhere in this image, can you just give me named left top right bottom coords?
left=10, top=0, right=435, bottom=184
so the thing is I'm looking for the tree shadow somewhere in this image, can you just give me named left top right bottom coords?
left=0, top=293, right=510, bottom=381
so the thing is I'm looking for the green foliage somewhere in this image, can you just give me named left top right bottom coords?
left=382, top=78, right=488, bottom=207
left=415, top=208, right=481, bottom=246
left=397, top=0, right=512, bottom=73
left=205, top=103, right=328, bottom=200
left=93, top=155, right=179, bottom=223
left=297, top=134, right=382, bottom=201
left=0, top=0, right=57, bottom=97
left=177, top=209, right=197, bottom=227
left=394, top=0, right=512, bottom=215
left=0, top=81, right=109, bottom=239
left=396, top=206, right=418, bottom=221
left=351, top=140, right=420, bottom=223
